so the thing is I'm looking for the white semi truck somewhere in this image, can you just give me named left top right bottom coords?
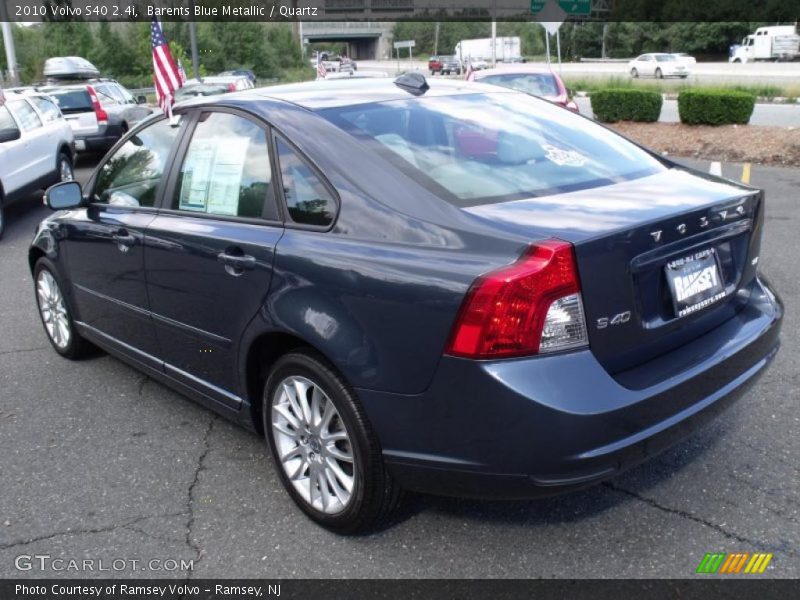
left=729, top=25, right=800, bottom=63
left=455, top=37, right=522, bottom=64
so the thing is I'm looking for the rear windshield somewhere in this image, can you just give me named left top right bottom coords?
left=478, top=72, right=559, bottom=96
left=175, top=84, right=227, bottom=100
left=48, top=90, right=92, bottom=113
left=655, top=54, right=676, bottom=62
left=322, top=92, right=665, bottom=205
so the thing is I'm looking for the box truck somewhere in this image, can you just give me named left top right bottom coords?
left=455, top=37, right=522, bottom=64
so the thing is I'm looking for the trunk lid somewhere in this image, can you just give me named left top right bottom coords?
left=464, top=167, right=763, bottom=376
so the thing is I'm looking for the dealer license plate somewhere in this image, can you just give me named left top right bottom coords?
left=665, top=248, right=726, bottom=317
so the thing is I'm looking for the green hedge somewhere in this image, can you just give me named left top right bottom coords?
left=590, top=89, right=662, bottom=123
left=678, top=89, right=756, bottom=125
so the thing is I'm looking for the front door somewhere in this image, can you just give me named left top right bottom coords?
left=145, top=110, right=283, bottom=405
left=63, top=117, right=183, bottom=367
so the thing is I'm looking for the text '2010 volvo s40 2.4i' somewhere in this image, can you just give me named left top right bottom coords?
left=30, top=75, right=782, bottom=533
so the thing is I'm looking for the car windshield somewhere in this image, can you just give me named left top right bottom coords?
left=655, top=55, right=676, bottom=62
left=322, top=92, right=665, bottom=205
left=478, top=73, right=559, bottom=97
left=48, top=89, right=92, bottom=113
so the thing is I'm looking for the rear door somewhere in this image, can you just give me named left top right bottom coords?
left=6, top=99, right=50, bottom=181
left=0, top=104, right=28, bottom=195
left=62, top=117, right=183, bottom=366
left=144, top=109, right=283, bottom=406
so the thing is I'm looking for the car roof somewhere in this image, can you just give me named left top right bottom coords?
left=233, top=77, right=502, bottom=110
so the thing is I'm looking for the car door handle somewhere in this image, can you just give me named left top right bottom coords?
left=217, top=251, right=256, bottom=273
left=113, top=231, right=136, bottom=247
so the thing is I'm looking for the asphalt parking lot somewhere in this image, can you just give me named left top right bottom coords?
left=0, top=154, right=797, bottom=579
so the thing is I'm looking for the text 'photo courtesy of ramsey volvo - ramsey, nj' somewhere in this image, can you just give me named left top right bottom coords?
left=31, top=75, right=782, bottom=533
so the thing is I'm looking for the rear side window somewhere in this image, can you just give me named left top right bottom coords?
left=95, top=84, right=121, bottom=105
left=93, top=119, right=179, bottom=207
left=8, top=100, right=42, bottom=131
left=49, top=90, right=92, bottom=113
left=29, top=96, right=62, bottom=123
left=275, top=138, right=336, bottom=227
left=173, top=112, right=275, bottom=219
left=323, top=93, right=665, bottom=205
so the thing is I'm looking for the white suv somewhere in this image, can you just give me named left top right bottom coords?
left=0, top=90, right=75, bottom=239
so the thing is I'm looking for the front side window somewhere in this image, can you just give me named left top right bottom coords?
left=323, top=92, right=665, bottom=206
left=173, top=112, right=274, bottom=219
left=275, top=138, right=336, bottom=227
left=93, top=119, right=179, bottom=207
left=114, top=84, right=135, bottom=104
left=8, top=100, right=42, bottom=131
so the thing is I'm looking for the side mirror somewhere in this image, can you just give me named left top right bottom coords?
left=44, top=181, right=84, bottom=210
left=137, top=95, right=147, bottom=105
left=0, top=127, right=21, bottom=143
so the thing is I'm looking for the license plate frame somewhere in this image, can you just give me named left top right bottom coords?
left=665, top=248, right=726, bottom=318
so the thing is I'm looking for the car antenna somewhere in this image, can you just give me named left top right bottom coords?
left=394, top=72, right=429, bottom=96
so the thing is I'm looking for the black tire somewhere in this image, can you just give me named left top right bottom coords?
left=57, top=151, right=74, bottom=184
left=655, top=68, right=663, bottom=79
left=33, top=258, right=92, bottom=359
left=631, top=68, right=638, bottom=78
left=263, top=350, right=402, bottom=534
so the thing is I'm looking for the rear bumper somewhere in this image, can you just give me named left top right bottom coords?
left=359, top=276, right=782, bottom=499
left=75, top=124, right=124, bottom=153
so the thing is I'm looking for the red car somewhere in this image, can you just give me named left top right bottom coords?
left=469, top=65, right=579, bottom=112
left=428, top=56, right=443, bottom=75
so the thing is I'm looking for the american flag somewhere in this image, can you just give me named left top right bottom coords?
left=150, top=19, right=182, bottom=113
left=316, top=56, right=327, bottom=80
left=177, top=60, right=187, bottom=86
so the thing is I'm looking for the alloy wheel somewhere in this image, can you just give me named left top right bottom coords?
left=271, top=375, right=355, bottom=515
left=36, top=269, right=70, bottom=349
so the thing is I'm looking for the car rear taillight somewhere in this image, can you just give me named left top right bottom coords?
left=86, top=86, right=108, bottom=126
left=446, top=240, right=588, bottom=359
left=227, top=83, right=236, bottom=92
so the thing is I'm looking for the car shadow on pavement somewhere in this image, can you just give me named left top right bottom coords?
left=389, top=415, right=738, bottom=530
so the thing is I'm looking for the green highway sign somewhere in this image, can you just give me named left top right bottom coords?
left=559, top=0, right=591, bottom=14
left=531, top=0, right=592, bottom=15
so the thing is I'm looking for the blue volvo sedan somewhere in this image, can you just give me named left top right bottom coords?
left=30, top=76, right=782, bottom=533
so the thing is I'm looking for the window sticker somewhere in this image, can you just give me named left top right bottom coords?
left=178, top=136, right=250, bottom=215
